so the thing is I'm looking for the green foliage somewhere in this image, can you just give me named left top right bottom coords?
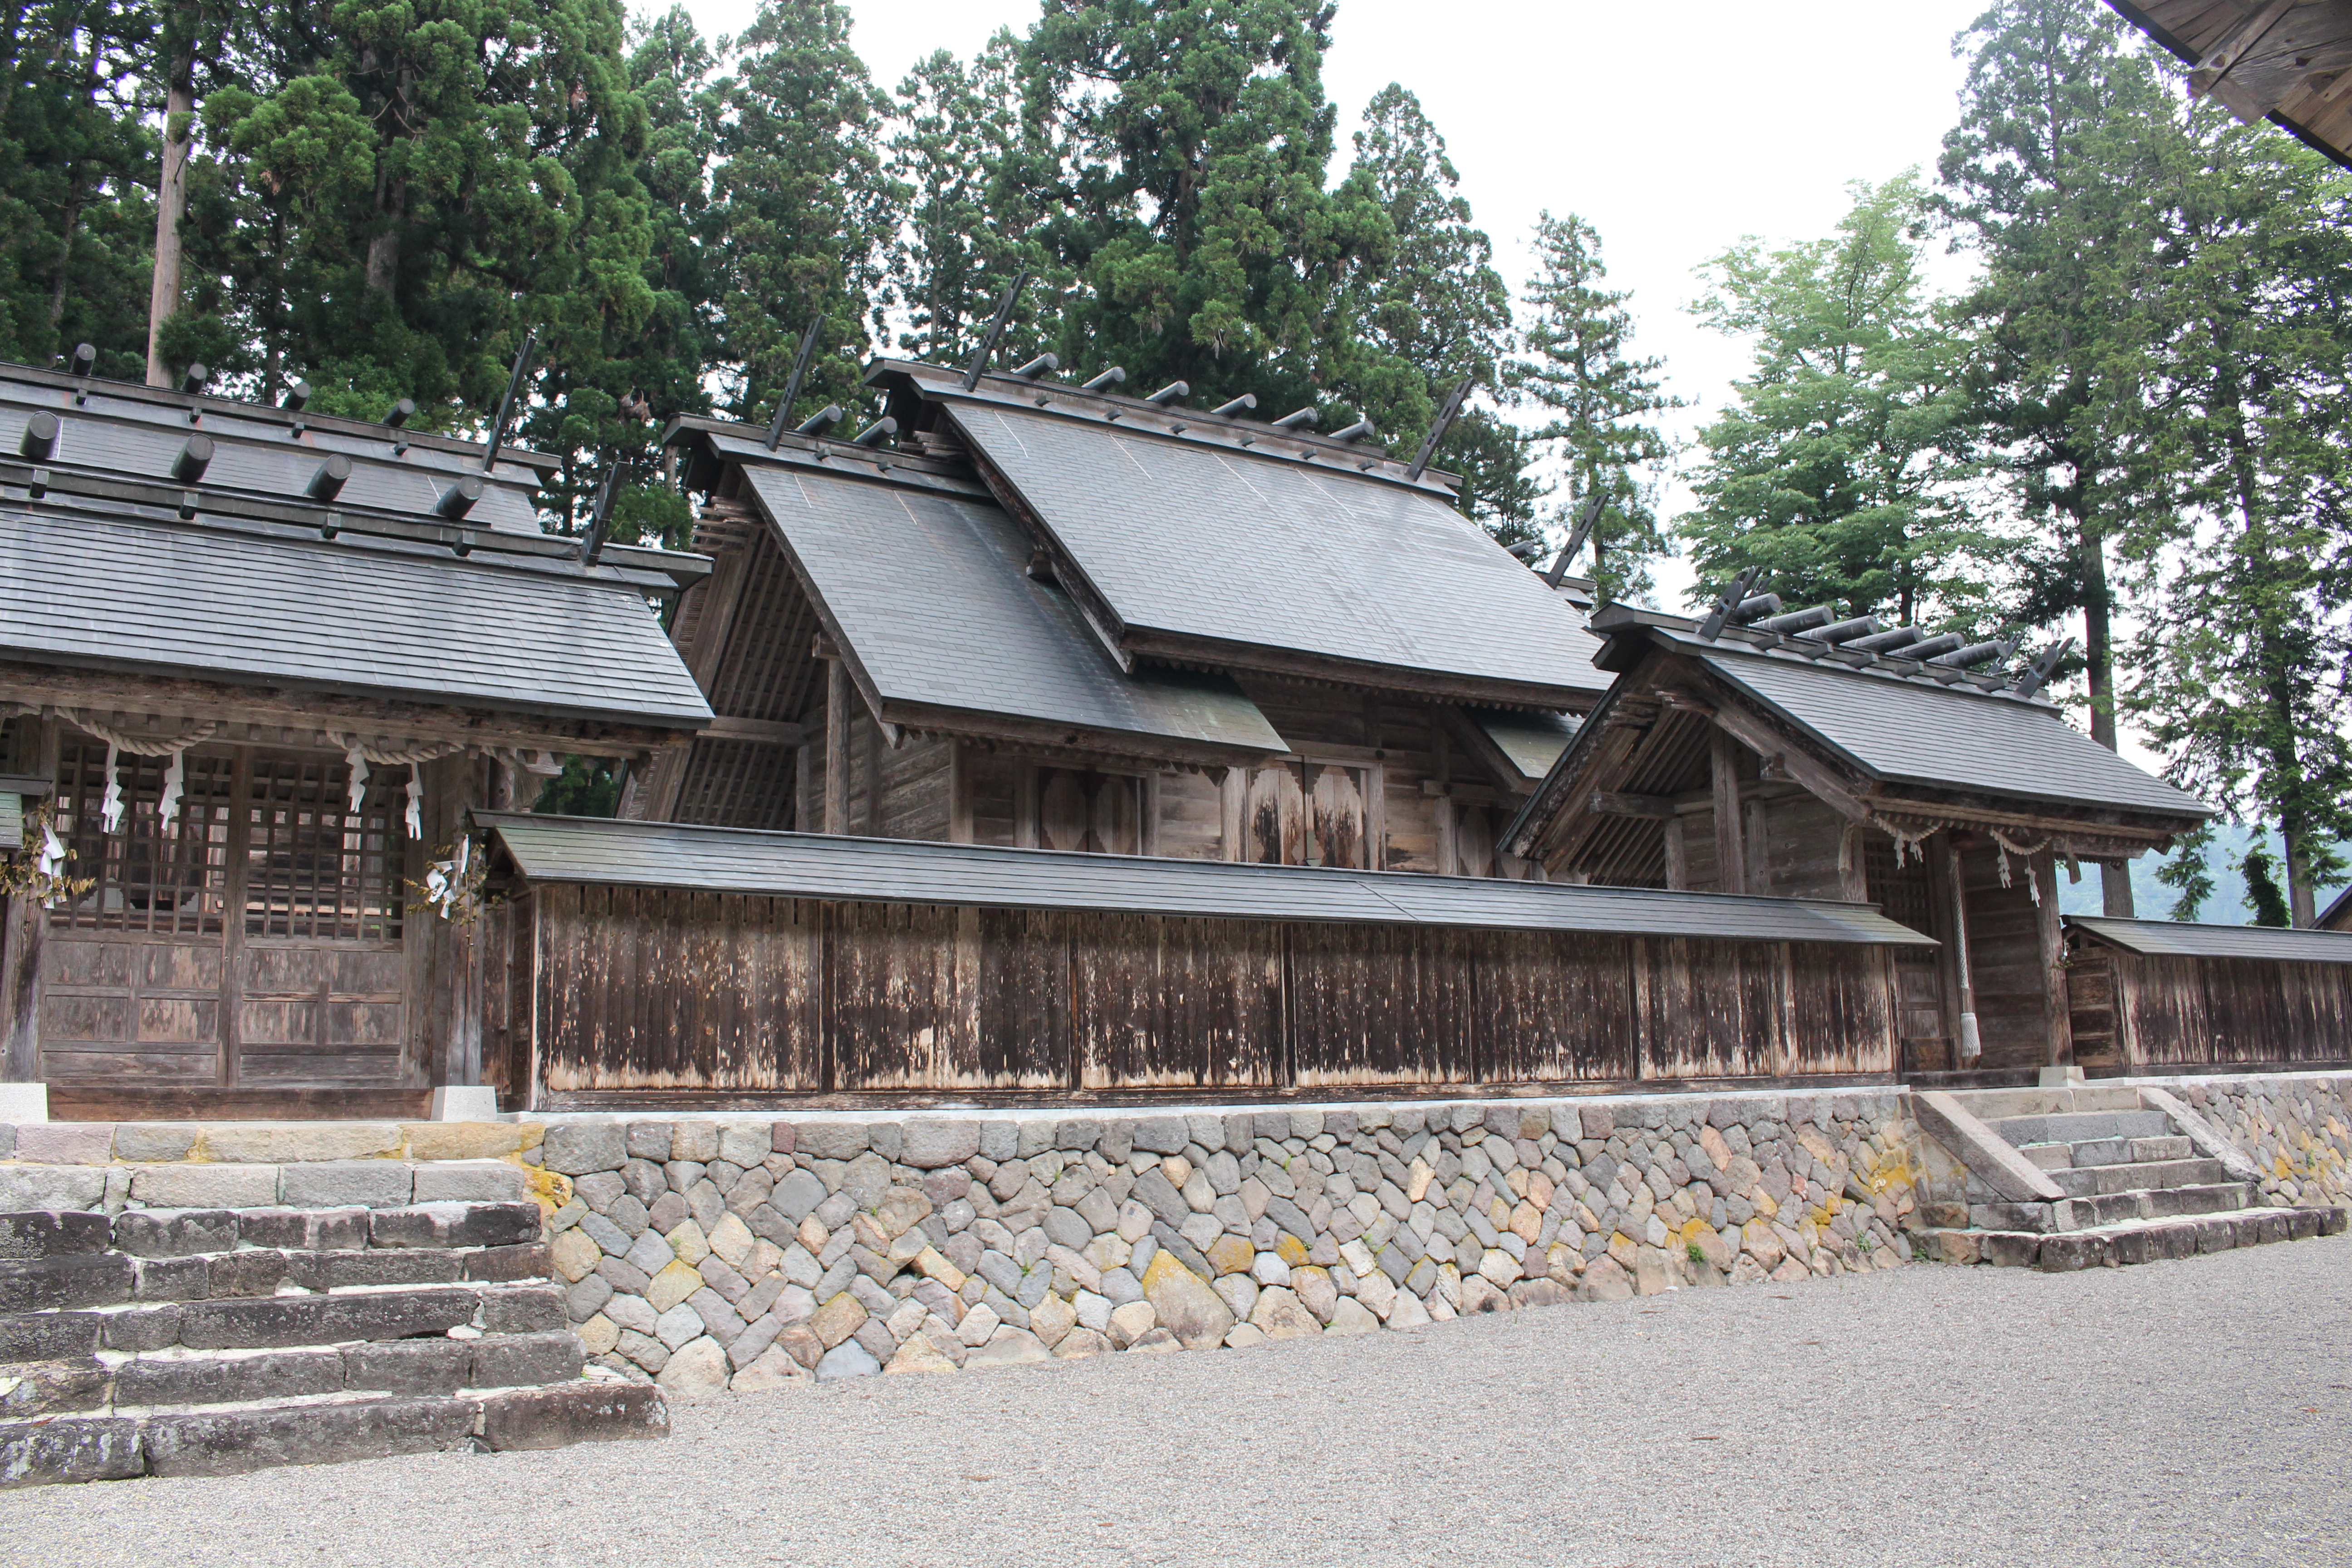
left=534, top=755, right=621, bottom=816
left=1510, top=211, right=1678, bottom=599
left=1676, top=174, right=1983, bottom=624
left=1010, top=0, right=1381, bottom=410
left=2240, top=842, right=2292, bottom=929
left=2156, top=822, right=2216, bottom=922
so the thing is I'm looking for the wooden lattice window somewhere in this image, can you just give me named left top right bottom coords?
left=51, top=742, right=236, bottom=936
left=49, top=741, right=405, bottom=941
left=1865, top=835, right=1937, bottom=932
left=244, top=753, right=405, bottom=941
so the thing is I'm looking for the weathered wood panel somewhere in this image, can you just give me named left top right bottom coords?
left=1288, top=925, right=1473, bottom=1086
left=1786, top=941, right=1896, bottom=1076
left=1472, top=930, right=1641, bottom=1083
left=1641, top=936, right=1782, bottom=1078
left=829, top=903, right=1068, bottom=1090
left=536, top=885, right=822, bottom=1092
left=1073, top=914, right=1282, bottom=1088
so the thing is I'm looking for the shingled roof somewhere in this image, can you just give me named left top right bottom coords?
left=737, top=447, right=1285, bottom=761
left=868, top=358, right=1610, bottom=709
left=0, top=359, right=713, bottom=738
left=2107, top=1, right=2352, bottom=171
left=2068, top=914, right=2352, bottom=963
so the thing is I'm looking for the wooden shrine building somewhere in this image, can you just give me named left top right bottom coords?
left=2107, top=1, right=2352, bottom=170
left=1499, top=602, right=2215, bottom=1081
left=0, top=359, right=712, bottom=1119
left=627, top=357, right=1600, bottom=879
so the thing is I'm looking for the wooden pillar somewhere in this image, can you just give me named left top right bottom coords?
left=0, top=716, right=56, bottom=1084
left=862, top=708, right=883, bottom=835
left=1837, top=823, right=1868, bottom=903
left=2100, top=860, right=2136, bottom=918
left=2036, top=851, right=2073, bottom=1068
left=1710, top=730, right=1745, bottom=895
left=1743, top=796, right=1771, bottom=895
left=823, top=660, right=848, bottom=835
left=420, top=753, right=485, bottom=1092
left=1661, top=816, right=1688, bottom=892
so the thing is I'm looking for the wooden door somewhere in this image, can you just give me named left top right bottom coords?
left=1866, top=835, right=1949, bottom=1069
left=1036, top=769, right=1142, bottom=856
left=39, top=740, right=412, bottom=1090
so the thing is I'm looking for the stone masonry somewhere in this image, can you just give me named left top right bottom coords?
left=535, top=1090, right=1935, bottom=1396
left=2160, top=1074, right=2352, bottom=1209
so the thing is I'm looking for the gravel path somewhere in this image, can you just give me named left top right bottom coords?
left=5, top=1236, right=2349, bottom=1568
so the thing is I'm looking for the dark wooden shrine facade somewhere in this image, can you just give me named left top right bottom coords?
left=480, top=814, right=1931, bottom=1109
left=623, top=358, right=1600, bottom=881
left=2065, top=917, right=2352, bottom=1073
left=1503, top=607, right=2215, bottom=1084
left=0, top=362, right=712, bottom=1118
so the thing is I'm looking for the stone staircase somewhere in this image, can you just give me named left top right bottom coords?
left=1919, top=1084, right=2346, bottom=1269
left=0, top=1193, right=665, bottom=1487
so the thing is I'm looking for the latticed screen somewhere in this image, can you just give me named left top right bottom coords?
left=1865, top=835, right=1937, bottom=933
left=52, top=743, right=236, bottom=935
left=244, top=753, right=405, bottom=940
left=51, top=741, right=405, bottom=940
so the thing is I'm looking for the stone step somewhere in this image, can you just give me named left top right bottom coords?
left=0, top=1158, right=530, bottom=1214
left=0, top=1377, right=665, bottom=1486
left=1928, top=1203, right=2346, bottom=1271
left=1945, top=1084, right=2143, bottom=1121
left=2019, top=1135, right=2195, bottom=1170
left=2042, top=1158, right=2229, bottom=1199
left=1986, top=1110, right=2176, bottom=1146
left=1, top=1329, right=590, bottom=1418
left=2068, top=1183, right=2250, bottom=1227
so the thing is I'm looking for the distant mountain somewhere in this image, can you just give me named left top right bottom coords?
left=2055, top=823, right=2347, bottom=926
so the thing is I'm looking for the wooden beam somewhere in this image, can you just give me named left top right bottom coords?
left=1662, top=816, right=1688, bottom=892
left=1710, top=730, right=1746, bottom=895
left=823, top=660, right=848, bottom=835
left=1588, top=790, right=1676, bottom=820
left=1676, top=681, right=1877, bottom=827
left=2036, top=852, right=2073, bottom=1069
left=702, top=715, right=807, bottom=746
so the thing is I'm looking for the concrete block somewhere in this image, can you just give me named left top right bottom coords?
left=370, top=1202, right=539, bottom=1251
left=0, top=1416, right=143, bottom=1487
left=111, top=1124, right=199, bottom=1162
left=1978, top=1232, right=2041, bottom=1268
left=343, top=1339, right=474, bottom=1396
left=110, top=1209, right=238, bottom=1259
left=465, top=1242, right=553, bottom=1282
left=470, top=1379, right=668, bottom=1451
left=283, top=1249, right=462, bottom=1291
left=128, top=1164, right=279, bottom=1210
left=13, top=1123, right=110, bottom=1165
left=477, top=1284, right=568, bottom=1334
left=2036, top=1232, right=2110, bottom=1272
left=203, top=1124, right=402, bottom=1164
left=0, top=1083, right=49, bottom=1126
left=1914, top=1092, right=2066, bottom=1203
left=469, top=1331, right=583, bottom=1388
left=115, top=1348, right=344, bottom=1408
left=0, top=1210, right=110, bottom=1260
left=0, top=1313, right=104, bottom=1363
left=0, top=1254, right=132, bottom=1313
left=176, top=1288, right=477, bottom=1349
left=142, top=1396, right=478, bottom=1477
left=411, top=1160, right=527, bottom=1204
left=403, top=1122, right=524, bottom=1161
left=238, top=1206, right=369, bottom=1252
left=0, top=1166, right=104, bottom=1211
left=279, top=1161, right=413, bottom=1210
left=428, top=1086, right=501, bottom=1122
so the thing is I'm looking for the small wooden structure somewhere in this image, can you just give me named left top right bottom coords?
left=629, top=358, right=1601, bottom=878
left=2322, top=884, right=2352, bottom=934
left=2108, top=1, right=2352, bottom=171
left=2065, top=916, right=2352, bottom=1072
left=479, top=813, right=1932, bottom=1109
left=1500, top=605, right=2213, bottom=1083
left=0, top=362, right=712, bottom=1118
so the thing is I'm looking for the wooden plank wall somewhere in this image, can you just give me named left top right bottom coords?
left=520, top=884, right=1904, bottom=1102
left=2069, top=946, right=2352, bottom=1071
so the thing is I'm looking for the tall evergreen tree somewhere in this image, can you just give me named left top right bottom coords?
left=1011, top=0, right=1385, bottom=408
left=1677, top=174, right=1980, bottom=624
left=1322, top=84, right=1526, bottom=535
left=2122, top=115, right=2352, bottom=927
left=1509, top=211, right=1678, bottom=600
left=708, top=0, right=897, bottom=430
left=1936, top=0, right=2178, bottom=912
left=886, top=32, right=1056, bottom=367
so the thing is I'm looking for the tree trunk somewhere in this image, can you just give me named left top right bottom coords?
left=2077, top=511, right=2135, bottom=917
left=48, top=178, right=81, bottom=328
left=145, top=36, right=196, bottom=387
left=366, top=172, right=404, bottom=296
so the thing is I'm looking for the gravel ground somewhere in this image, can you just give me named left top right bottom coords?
left=5, top=1236, right=2349, bottom=1568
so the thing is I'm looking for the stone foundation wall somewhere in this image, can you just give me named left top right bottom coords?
left=533, top=1090, right=1934, bottom=1396
left=2153, top=1073, right=2352, bottom=1209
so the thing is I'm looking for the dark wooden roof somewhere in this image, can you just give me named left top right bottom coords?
left=2319, top=882, right=2352, bottom=931
left=481, top=811, right=1935, bottom=946
left=1504, top=608, right=2211, bottom=865
left=2108, top=1, right=2352, bottom=171
left=2069, top=913, right=2352, bottom=962
left=736, top=451, right=1284, bottom=762
left=867, top=359, right=1612, bottom=709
